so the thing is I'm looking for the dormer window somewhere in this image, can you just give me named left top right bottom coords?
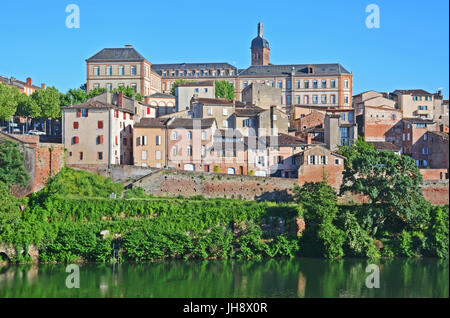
left=308, top=65, right=314, bottom=74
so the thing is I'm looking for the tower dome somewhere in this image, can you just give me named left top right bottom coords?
left=250, top=22, right=270, bottom=66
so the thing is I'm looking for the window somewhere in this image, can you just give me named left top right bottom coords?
left=313, top=80, right=318, bottom=89
left=335, top=158, right=340, bottom=165
left=172, top=146, right=178, bottom=156
left=278, top=81, right=283, bottom=89
left=79, top=152, right=83, bottom=160
left=286, top=95, right=291, bottom=105
left=73, top=122, right=79, bottom=129
left=348, top=112, right=353, bottom=122
left=331, top=95, right=336, bottom=104
left=72, top=136, right=79, bottom=144
left=131, top=66, right=137, bottom=76
left=321, top=95, right=327, bottom=104
left=286, top=80, right=291, bottom=89
left=120, top=66, right=124, bottom=76
left=98, top=152, right=103, bottom=160
left=208, top=108, right=213, bottom=115
left=308, top=155, right=316, bottom=165
left=322, top=80, right=327, bottom=88
left=140, top=136, right=147, bottom=146
left=320, top=155, right=328, bottom=164
left=141, top=150, right=147, bottom=160
left=132, top=84, right=137, bottom=92
left=222, top=120, right=228, bottom=128
left=304, top=95, right=309, bottom=104
left=304, top=81, right=309, bottom=89
left=273, top=114, right=277, bottom=121
left=422, top=147, right=429, bottom=155
left=223, top=108, right=228, bottom=116
left=97, top=135, right=103, bottom=145
left=107, top=66, right=112, bottom=76
left=296, top=96, right=300, bottom=104
left=155, top=150, right=161, bottom=160
left=156, top=135, right=161, bottom=145
left=313, top=95, right=318, bottom=104
left=201, top=145, right=206, bottom=157
left=201, top=131, right=207, bottom=140
left=423, top=133, right=428, bottom=141
left=296, top=81, right=300, bottom=89
left=204, top=88, right=208, bottom=93
left=344, top=95, right=349, bottom=104
left=344, top=80, right=349, bottom=88
left=187, top=146, right=192, bottom=156
left=188, top=131, right=193, bottom=140
left=81, top=109, right=88, bottom=117
left=331, top=80, right=336, bottom=88
left=244, top=82, right=248, bottom=88
left=94, top=67, right=100, bottom=76
left=195, top=88, right=199, bottom=93
left=107, top=84, right=112, bottom=91
left=172, top=131, right=178, bottom=140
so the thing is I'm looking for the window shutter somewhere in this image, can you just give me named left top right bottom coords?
left=325, top=156, right=328, bottom=165
left=73, top=122, right=79, bottom=129
left=99, top=135, right=103, bottom=144
left=73, top=136, right=79, bottom=144
left=123, top=112, right=126, bottom=120
left=77, top=109, right=81, bottom=117
left=98, top=121, right=103, bottom=129
left=147, top=107, right=150, bottom=115
left=136, top=137, right=140, bottom=146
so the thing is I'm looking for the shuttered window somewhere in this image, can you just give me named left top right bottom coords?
left=73, top=122, right=79, bottom=129
left=98, top=121, right=103, bottom=129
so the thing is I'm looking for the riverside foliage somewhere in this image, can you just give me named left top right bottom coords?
left=0, top=166, right=448, bottom=264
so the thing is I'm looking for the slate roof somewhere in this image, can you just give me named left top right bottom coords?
left=234, top=105, right=265, bottom=117
left=86, top=47, right=146, bottom=62
left=168, top=118, right=216, bottom=129
left=151, top=63, right=237, bottom=75
left=177, top=80, right=215, bottom=87
left=251, top=36, right=269, bottom=49
left=147, top=92, right=175, bottom=99
left=134, top=118, right=170, bottom=128
left=265, top=133, right=306, bottom=147
left=238, top=64, right=350, bottom=77
left=193, top=97, right=234, bottom=105
left=60, top=92, right=135, bottom=114
left=393, top=89, right=432, bottom=96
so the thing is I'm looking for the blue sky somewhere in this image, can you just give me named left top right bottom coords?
left=0, top=0, right=448, bottom=98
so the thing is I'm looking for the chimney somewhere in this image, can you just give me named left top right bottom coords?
left=125, top=44, right=133, bottom=48
left=26, top=77, right=32, bottom=86
left=41, top=83, right=46, bottom=89
left=118, top=91, right=123, bottom=107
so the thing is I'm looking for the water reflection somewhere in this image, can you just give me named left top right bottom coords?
left=0, top=258, right=448, bottom=298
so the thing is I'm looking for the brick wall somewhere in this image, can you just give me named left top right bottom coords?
left=420, top=169, right=449, bottom=181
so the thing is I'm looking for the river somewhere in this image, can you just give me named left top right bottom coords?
left=0, top=258, right=448, bottom=298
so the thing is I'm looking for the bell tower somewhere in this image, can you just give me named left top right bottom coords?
left=251, top=22, right=270, bottom=66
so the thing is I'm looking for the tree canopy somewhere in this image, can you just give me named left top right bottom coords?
left=0, top=139, right=30, bottom=187
left=31, top=86, right=61, bottom=120
left=112, top=86, right=142, bottom=101
left=338, top=137, right=429, bottom=234
left=0, top=83, right=19, bottom=121
left=215, top=80, right=235, bottom=101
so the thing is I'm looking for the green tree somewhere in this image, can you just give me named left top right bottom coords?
left=170, top=79, right=192, bottom=96
left=0, top=83, right=19, bottom=121
left=31, top=86, right=61, bottom=120
left=60, top=88, right=87, bottom=106
left=294, top=181, right=345, bottom=259
left=338, top=137, right=427, bottom=234
left=0, top=139, right=30, bottom=187
left=87, top=87, right=107, bottom=99
left=112, top=86, right=142, bottom=101
left=16, top=93, right=40, bottom=118
left=0, top=181, right=22, bottom=215
left=215, top=80, right=235, bottom=101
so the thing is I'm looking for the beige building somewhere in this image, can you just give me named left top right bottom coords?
left=143, top=92, right=176, bottom=117
left=133, top=118, right=170, bottom=168
left=190, top=97, right=235, bottom=129
left=176, top=80, right=215, bottom=112
left=241, top=82, right=281, bottom=110
left=86, top=45, right=161, bottom=96
left=62, top=92, right=136, bottom=166
left=392, top=89, right=436, bottom=119
left=324, top=108, right=358, bottom=151
left=353, top=90, right=396, bottom=115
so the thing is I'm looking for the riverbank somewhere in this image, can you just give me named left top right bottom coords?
left=0, top=168, right=448, bottom=264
